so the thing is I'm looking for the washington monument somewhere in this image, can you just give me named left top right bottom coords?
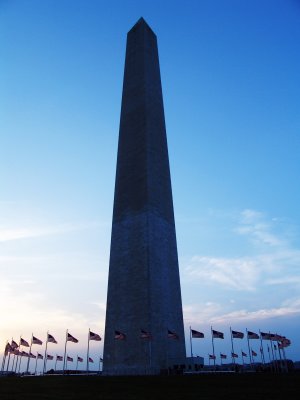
left=103, top=18, right=186, bottom=375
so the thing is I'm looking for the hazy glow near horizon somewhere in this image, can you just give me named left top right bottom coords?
left=1, top=0, right=300, bottom=370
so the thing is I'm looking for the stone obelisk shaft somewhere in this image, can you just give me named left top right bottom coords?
left=103, top=18, right=186, bottom=375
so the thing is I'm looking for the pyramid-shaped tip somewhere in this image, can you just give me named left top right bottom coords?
left=129, top=17, right=155, bottom=35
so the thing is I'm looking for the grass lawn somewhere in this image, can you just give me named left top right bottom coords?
left=0, top=372, right=299, bottom=399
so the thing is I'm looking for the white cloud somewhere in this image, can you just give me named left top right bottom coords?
left=0, top=221, right=103, bottom=242
left=185, top=255, right=259, bottom=291
left=184, top=298, right=300, bottom=326
left=236, top=209, right=285, bottom=247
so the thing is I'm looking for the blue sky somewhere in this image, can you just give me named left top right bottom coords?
left=1, top=0, right=300, bottom=371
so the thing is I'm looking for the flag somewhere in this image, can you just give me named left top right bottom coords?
left=56, top=355, right=63, bottom=361
left=89, top=331, right=101, bottom=341
left=260, top=332, right=271, bottom=340
left=280, top=338, right=291, bottom=347
left=47, top=334, right=57, bottom=344
left=20, top=338, right=29, bottom=347
left=247, top=331, right=259, bottom=339
left=4, top=343, right=12, bottom=356
left=209, top=354, right=216, bottom=360
left=67, top=332, right=79, bottom=343
left=67, top=356, right=73, bottom=362
left=270, top=333, right=281, bottom=341
left=251, top=350, right=257, bottom=357
left=191, top=329, right=204, bottom=338
left=220, top=353, right=227, bottom=359
left=232, top=330, right=244, bottom=339
left=47, top=354, right=54, bottom=360
left=77, top=356, right=83, bottom=362
left=11, top=340, right=18, bottom=349
left=29, top=352, right=36, bottom=358
left=37, top=353, right=43, bottom=359
left=88, top=357, right=94, bottom=363
left=100, top=358, right=103, bottom=362
left=32, top=336, right=43, bottom=345
left=212, top=329, right=224, bottom=339
left=115, top=330, right=126, bottom=340
left=167, top=330, right=178, bottom=339
left=242, top=351, right=247, bottom=357
left=231, top=352, right=238, bottom=358
left=13, top=349, right=21, bottom=356
left=21, top=351, right=29, bottom=357
left=140, top=329, right=152, bottom=339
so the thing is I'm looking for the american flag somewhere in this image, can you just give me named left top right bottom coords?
left=247, top=331, right=259, bottom=339
left=89, top=331, right=101, bottom=341
left=270, top=333, right=281, bottom=341
left=167, top=330, right=178, bottom=339
left=209, top=354, right=216, bottom=360
left=32, top=336, right=43, bottom=345
left=88, top=357, right=94, bottom=363
left=242, top=351, right=247, bottom=357
left=251, top=350, right=257, bottom=357
left=47, top=354, right=54, bottom=360
left=4, top=343, right=12, bottom=355
left=20, top=338, right=29, bottom=347
left=37, top=353, right=43, bottom=359
left=21, top=351, right=29, bottom=357
left=115, top=330, right=126, bottom=340
left=29, top=352, right=36, bottom=359
left=140, top=329, right=152, bottom=339
left=231, top=352, right=238, bottom=358
left=47, top=334, right=57, bottom=344
left=77, top=356, right=83, bottom=362
left=232, top=330, right=244, bottom=339
left=56, top=355, right=63, bottom=361
left=11, top=340, right=18, bottom=349
left=280, top=338, right=291, bottom=347
left=67, top=332, right=79, bottom=343
left=67, top=356, right=73, bottom=362
left=260, top=332, right=271, bottom=340
left=220, top=353, right=227, bottom=359
left=212, top=329, right=224, bottom=339
left=191, top=329, right=204, bottom=338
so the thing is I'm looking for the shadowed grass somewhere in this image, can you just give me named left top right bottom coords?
left=0, top=373, right=299, bottom=399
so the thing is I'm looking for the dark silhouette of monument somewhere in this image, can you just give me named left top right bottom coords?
left=103, top=18, right=186, bottom=375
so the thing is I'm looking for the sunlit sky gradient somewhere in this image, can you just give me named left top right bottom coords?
left=1, top=0, right=300, bottom=371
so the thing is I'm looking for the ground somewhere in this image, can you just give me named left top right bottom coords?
left=0, top=373, right=299, bottom=399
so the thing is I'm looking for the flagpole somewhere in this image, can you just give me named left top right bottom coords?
left=246, top=329, right=252, bottom=367
left=63, top=330, right=68, bottom=374
left=211, top=326, right=216, bottom=369
left=14, top=336, right=21, bottom=373
left=34, top=352, right=38, bottom=375
left=1, top=341, right=8, bottom=372
left=6, top=338, right=13, bottom=372
left=189, top=326, right=193, bottom=358
left=230, top=327, right=235, bottom=366
left=26, top=333, right=33, bottom=374
left=17, top=353, right=23, bottom=373
left=76, top=356, right=78, bottom=371
left=86, top=328, right=90, bottom=374
left=43, top=332, right=48, bottom=374
left=259, top=330, right=265, bottom=365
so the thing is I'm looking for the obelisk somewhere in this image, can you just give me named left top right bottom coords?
left=103, top=18, right=186, bottom=375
